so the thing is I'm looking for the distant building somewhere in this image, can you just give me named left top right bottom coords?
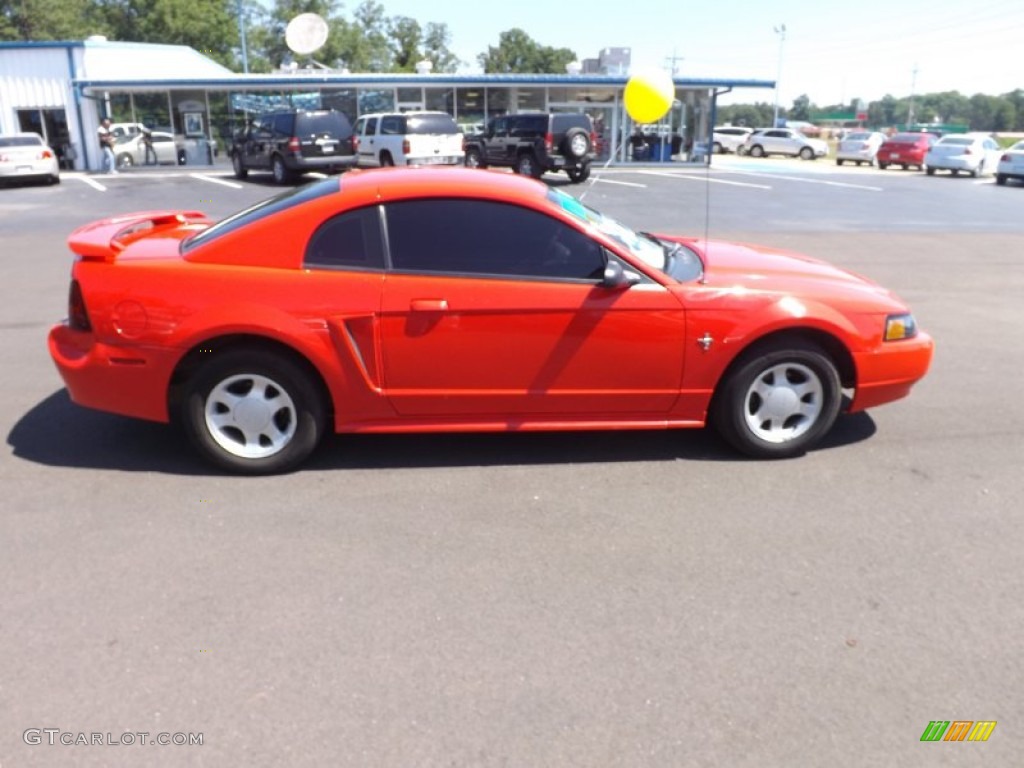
left=582, top=47, right=631, bottom=76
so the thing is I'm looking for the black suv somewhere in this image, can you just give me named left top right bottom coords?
left=463, top=113, right=595, bottom=182
left=230, top=109, right=357, bottom=183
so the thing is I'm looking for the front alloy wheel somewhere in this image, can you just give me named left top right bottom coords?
left=181, top=349, right=325, bottom=474
left=713, top=341, right=841, bottom=458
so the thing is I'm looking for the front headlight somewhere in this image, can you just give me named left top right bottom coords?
left=884, top=313, right=918, bottom=341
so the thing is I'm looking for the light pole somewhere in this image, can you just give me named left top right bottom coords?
left=236, top=0, right=249, bottom=73
left=772, top=24, right=786, bottom=128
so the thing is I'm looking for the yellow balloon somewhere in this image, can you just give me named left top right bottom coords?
left=624, top=69, right=675, bottom=124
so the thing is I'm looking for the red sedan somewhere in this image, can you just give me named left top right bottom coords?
left=877, top=132, right=937, bottom=170
left=49, top=168, right=933, bottom=473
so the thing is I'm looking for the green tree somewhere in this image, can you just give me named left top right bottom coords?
left=422, top=22, right=459, bottom=73
left=478, top=27, right=576, bottom=74
left=0, top=0, right=104, bottom=40
left=789, top=93, right=811, bottom=121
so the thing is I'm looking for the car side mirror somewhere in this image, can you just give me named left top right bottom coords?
left=600, top=260, right=641, bottom=289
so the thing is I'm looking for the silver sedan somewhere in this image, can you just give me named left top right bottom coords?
left=113, top=131, right=182, bottom=168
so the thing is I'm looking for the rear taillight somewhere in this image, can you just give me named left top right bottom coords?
left=963, top=148, right=973, bottom=155
left=41, top=149, right=54, bottom=159
left=68, top=280, right=91, bottom=331
left=403, top=138, right=410, bottom=155
left=1001, top=153, right=1010, bottom=161
left=545, top=132, right=553, bottom=153
left=287, top=136, right=300, bottom=152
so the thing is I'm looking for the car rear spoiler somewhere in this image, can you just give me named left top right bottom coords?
left=68, top=210, right=212, bottom=263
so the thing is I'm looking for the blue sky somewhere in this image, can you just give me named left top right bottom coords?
left=367, top=0, right=1022, bottom=106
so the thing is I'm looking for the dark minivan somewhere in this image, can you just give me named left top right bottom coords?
left=230, top=109, right=357, bottom=183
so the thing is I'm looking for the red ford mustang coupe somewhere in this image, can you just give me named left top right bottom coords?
left=49, top=168, right=932, bottom=473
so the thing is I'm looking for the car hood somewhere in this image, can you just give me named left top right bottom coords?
left=660, top=237, right=907, bottom=312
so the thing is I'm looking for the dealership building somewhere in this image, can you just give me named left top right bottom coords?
left=0, top=39, right=773, bottom=172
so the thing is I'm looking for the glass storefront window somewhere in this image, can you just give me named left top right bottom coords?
left=425, top=87, right=455, bottom=115
left=358, top=88, right=395, bottom=114
left=397, top=87, right=422, bottom=104
left=321, top=89, right=357, bottom=122
left=485, top=88, right=508, bottom=118
left=133, top=92, right=172, bottom=133
left=107, top=93, right=132, bottom=123
left=456, top=87, right=485, bottom=123
left=514, top=88, right=544, bottom=111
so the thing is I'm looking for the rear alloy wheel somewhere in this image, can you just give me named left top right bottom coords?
left=563, top=128, right=591, bottom=159
left=116, top=153, right=134, bottom=169
left=181, top=349, right=325, bottom=474
left=749, top=145, right=765, bottom=158
left=232, top=152, right=248, bottom=179
left=996, top=174, right=1007, bottom=185
left=799, top=147, right=814, bottom=160
left=713, top=142, right=723, bottom=154
left=515, top=153, right=543, bottom=178
left=712, top=340, right=841, bottom=459
left=464, top=148, right=485, bottom=168
left=566, top=164, right=591, bottom=183
left=271, top=155, right=292, bottom=184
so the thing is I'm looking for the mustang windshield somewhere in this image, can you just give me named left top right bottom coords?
left=547, top=188, right=703, bottom=282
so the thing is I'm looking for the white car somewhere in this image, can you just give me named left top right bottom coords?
left=0, top=132, right=60, bottom=185
left=113, top=131, right=182, bottom=168
left=835, top=131, right=887, bottom=166
left=743, top=128, right=829, bottom=160
left=995, top=140, right=1024, bottom=186
left=925, top=134, right=1002, bottom=177
left=712, top=126, right=753, bottom=154
left=353, top=111, right=464, bottom=167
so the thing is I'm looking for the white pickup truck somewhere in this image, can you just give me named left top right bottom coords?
left=353, top=111, right=464, bottom=167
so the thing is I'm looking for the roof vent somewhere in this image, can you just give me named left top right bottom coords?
left=86, top=35, right=108, bottom=42
left=415, top=60, right=433, bottom=75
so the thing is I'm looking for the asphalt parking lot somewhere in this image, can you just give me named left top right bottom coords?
left=2, top=160, right=1022, bottom=767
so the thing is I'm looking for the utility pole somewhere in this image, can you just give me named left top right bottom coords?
left=237, top=0, right=249, bottom=73
left=664, top=49, right=685, bottom=76
left=772, top=24, right=787, bottom=128
left=906, top=64, right=918, bottom=129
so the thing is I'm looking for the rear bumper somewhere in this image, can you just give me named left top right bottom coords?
left=286, top=154, right=357, bottom=172
left=849, top=331, right=934, bottom=412
left=48, top=323, right=175, bottom=423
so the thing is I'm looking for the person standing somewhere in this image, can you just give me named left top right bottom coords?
left=98, top=118, right=117, bottom=174
left=141, top=124, right=157, bottom=165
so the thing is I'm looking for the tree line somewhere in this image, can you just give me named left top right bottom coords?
left=719, top=90, right=1024, bottom=133
left=0, top=0, right=576, bottom=75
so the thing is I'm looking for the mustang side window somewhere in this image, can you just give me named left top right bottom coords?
left=305, top=206, right=385, bottom=269
left=385, top=199, right=604, bottom=281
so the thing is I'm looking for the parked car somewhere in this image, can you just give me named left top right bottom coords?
left=230, top=109, right=356, bottom=184
left=876, top=132, right=936, bottom=170
left=48, top=168, right=932, bottom=474
left=925, top=133, right=1002, bottom=177
left=712, top=126, right=753, bottom=154
left=462, top=112, right=596, bottom=182
left=835, top=131, right=887, bottom=166
left=0, top=132, right=60, bottom=185
left=995, top=140, right=1024, bottom=186
left=742, top=128, right=829, bottom=160
left=352, top=111, right=464, bottom=167
left=113, top=131, right=181, bottom=168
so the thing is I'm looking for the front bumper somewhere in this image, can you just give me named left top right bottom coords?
left=849, top=331, right=934, bottom=412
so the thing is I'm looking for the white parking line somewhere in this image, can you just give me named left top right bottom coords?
left=75, top=175, right=107, bottom=191
left=635, top=170, right=772, bottom=190
left=189, top=173, right=244, bottom=189
left=716, top=169, right=883, bottom=191
left=593, top=177, right=647, bottom=188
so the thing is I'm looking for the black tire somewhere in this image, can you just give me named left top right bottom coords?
left=116, top=153, right=134, bottom=169
left=177, top=149, right=187, bottom=166
left=799, top=147, right=814, bottom=160
left=996, top=174, right=1007, bottom=185
left=562, top=127, right=591, bottom=159
left=712, top=142, right=723, bottom=154
left=712, top=340, right=841, bottom=459
left=878, top=162, right=888, bottom=170
left=836, top=159, right=844, bottom=166
left=515, top=152, right=543, bottom=178
left=180, top=348, right=326, bottom=474
left=379, top=151, right=395, bottom=167
left=232, top=152, right=248, bottom=179
left=464, top=148, right=485, bottom=168
left=926, top=167, right=936, bottom=176
left=951, top=169, right=959, bottom=177
left=749, top=145, right=765, bottom=158
left=566, top=164, right=591, bottom=183
left=271, top=155, right=292, bottom=184
left=900, top=163, right=908, bottom=170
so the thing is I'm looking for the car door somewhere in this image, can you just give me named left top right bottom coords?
left=378, top=198, right=686, bottom=417
left=151, top=133, right=177, bottom=164
left=482, top=117, right=509, bottom=166
left=355, top=116, right=379, bottom=167
left=246, top=115, right=273, bottom=169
